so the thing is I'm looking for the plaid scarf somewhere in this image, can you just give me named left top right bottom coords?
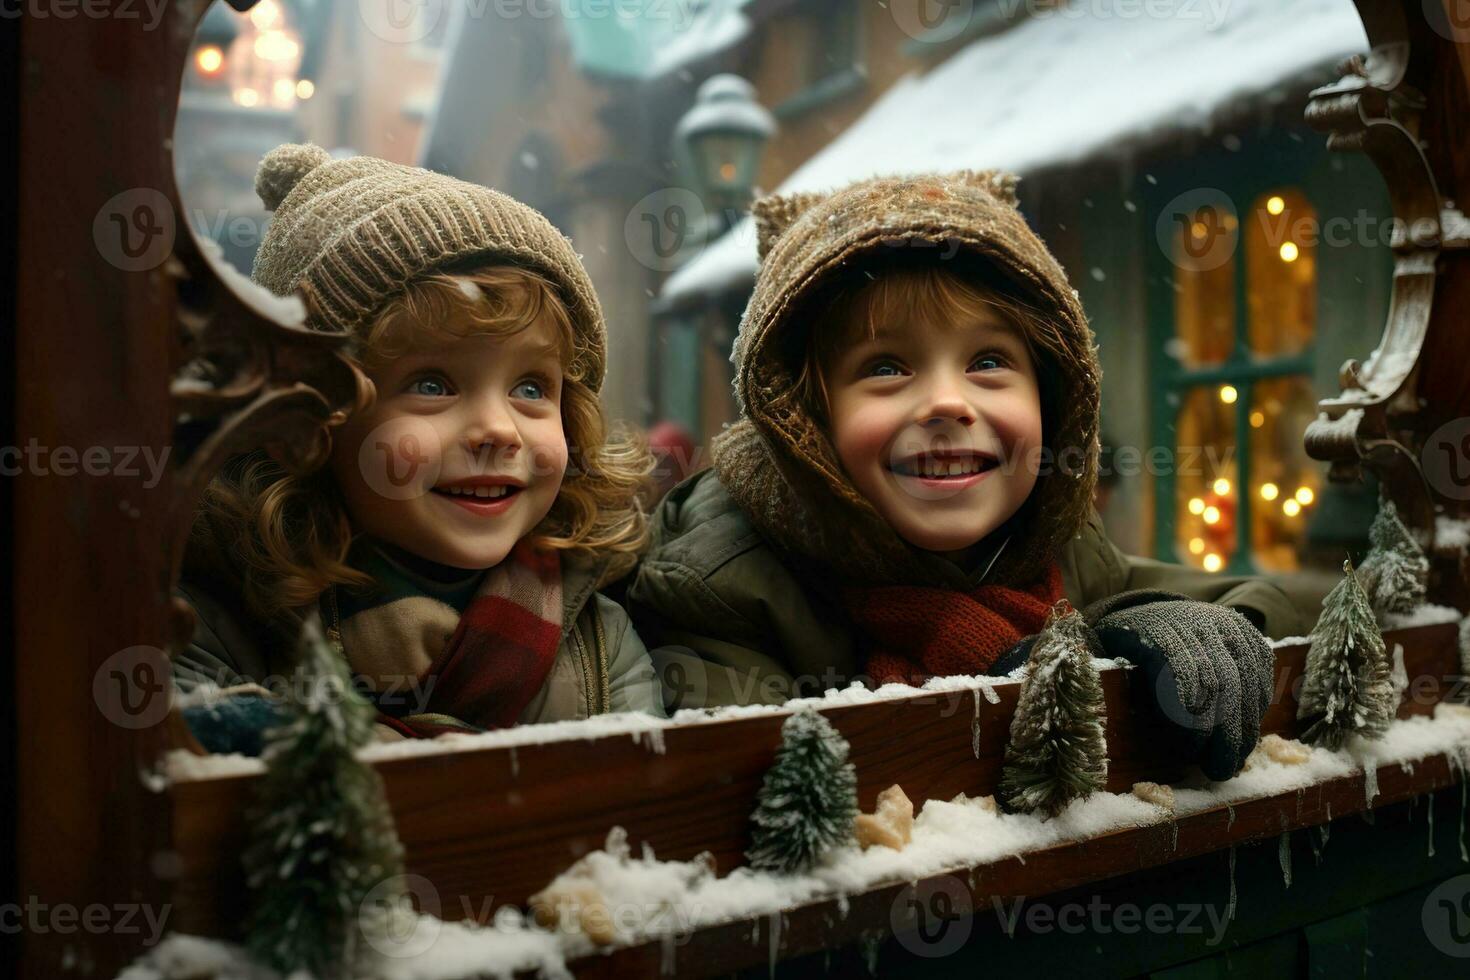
left=845, top=561, right=1065, bottom=686
left=327, top=539, right=563, bottom=737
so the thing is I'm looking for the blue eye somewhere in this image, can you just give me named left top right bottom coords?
left=971, top=354, right=1006, bottom=372
left=868, top=361, right=903, bottom=378
left=512, top=379, right=545, bottom=400
left=407, top=376, right=451, bottom=397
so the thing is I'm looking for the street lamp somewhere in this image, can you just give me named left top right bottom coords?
left=673, top=74, right=776, bottom=237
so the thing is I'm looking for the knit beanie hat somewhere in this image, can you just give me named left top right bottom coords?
left=713, top=170, right=1102, bottom=591
left=250, top=143, right=606, bottom=390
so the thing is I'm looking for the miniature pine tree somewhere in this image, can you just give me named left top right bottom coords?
left=999, top=603, right=1108, bottom=817
left=242, top=615, right=406, bottom=979
left=1357, top=497, right=1429, bottom=617
left=1298, top=558, right=1396, bottom=750
left=746, top=708, right=858, bottom=874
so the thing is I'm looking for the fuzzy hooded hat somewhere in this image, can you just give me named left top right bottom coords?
left=712, top=170, right=1102, bottom=591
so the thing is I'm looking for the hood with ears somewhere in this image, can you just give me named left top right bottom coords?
left=711, top=170, right=1102, bottom=590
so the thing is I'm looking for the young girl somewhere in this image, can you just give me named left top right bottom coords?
left=629, top=171, right=1327, bottom=781
left=174, top=143, right=663, bottom=751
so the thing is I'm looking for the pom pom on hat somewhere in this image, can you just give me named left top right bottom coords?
left=255, top=142, right=332, bottom=212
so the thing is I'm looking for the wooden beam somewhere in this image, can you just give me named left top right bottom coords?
left=168, top=622, right=1463, bottom=938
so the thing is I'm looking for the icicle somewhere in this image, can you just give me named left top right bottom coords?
left=1225, top=801, right=1236, bottom=830
left=1309, top=825, right=1323, bottom=865
left=509, top=745, right=519, bottom=780
left=1279, top=831, right=1293, bottom=888
left=661, top=931, right=677, bottom=976
left=836, top=893, right=850, bottom=918
left=981, top=682, right=1000, bottom=705
left=1363, top=761, right=1379, bottom=806
left=861, top=932, right=881, bottom=975
left=972, top=690, right=982, bottom=759
left=1225, top=845, right=1237, bottom=921
left=1459, top=779, right=1468, bottom=863
left=632, top=728, right=667, bottom=755
left=768, top=911, right=782, bottom=979
left=1170, top=816, right=1179, bottom=852
left=1429, top=794, right=1437, bottom=858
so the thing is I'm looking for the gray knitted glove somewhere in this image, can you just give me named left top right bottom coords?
left=1082, top=590, right=1275, bottom=781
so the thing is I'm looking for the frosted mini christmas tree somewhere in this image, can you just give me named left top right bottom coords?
left=242, top=615, right=406, bottom=979
left=746, top=708, right=858, bottom=874
left=999, top=603, right=1108, bottom=817
left=1298, top=558, right=1396, bottom=750
left=1357, top=496, right=1429, bottom=618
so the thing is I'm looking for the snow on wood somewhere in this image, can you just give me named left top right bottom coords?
left=662, top=0, right=1368, bottom=302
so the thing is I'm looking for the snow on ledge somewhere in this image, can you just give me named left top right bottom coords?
left=134, top=706, right=1470, bottom=980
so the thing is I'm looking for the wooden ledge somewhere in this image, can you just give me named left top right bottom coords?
left=168, top=622, right=1466, bottom=941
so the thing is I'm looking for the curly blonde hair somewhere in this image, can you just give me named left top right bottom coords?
left=189, top=265, right=651, bottom=625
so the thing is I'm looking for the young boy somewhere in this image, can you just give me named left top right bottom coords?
left=628, top=170, right=1320, bottom=781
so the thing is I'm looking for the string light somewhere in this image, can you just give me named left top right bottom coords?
left=1266, top=195, right=1285, bottom=215
left=1283, top=499, right=1302, bottom=517
left=1189, top=537, right=1206, bottom=555
left=1250, top=410, right=1265, bottom=428
left=1203, top=553, right=1224, bottom=572
left=296, top=79, right=315, bottom=100
left=1203, top=506, right=1221, bottom=525
left=1260, top=482, right=1279, bottom=501
left=1279, top=242, right=1299, bottom=263
left=1295, top=487, right=1314, bottom=506
left=1213, top=478, right=1231, bottom=496
left=1189, top=497, right=1206, bottom=516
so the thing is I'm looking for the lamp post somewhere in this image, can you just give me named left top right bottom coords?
left=673, top=74, right=776, bottom=239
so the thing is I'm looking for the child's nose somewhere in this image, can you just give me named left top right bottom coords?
left=463, top=396, right=522, bottom=453
left=918, top=376, right=976, bottom=427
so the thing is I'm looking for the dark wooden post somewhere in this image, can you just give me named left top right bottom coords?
left=11, top=2, right=361, bottom=976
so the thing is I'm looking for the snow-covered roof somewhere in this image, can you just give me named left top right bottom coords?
left=661, top=0, right=1368, bottom=304
left=562, top=0, right=752, bottom=80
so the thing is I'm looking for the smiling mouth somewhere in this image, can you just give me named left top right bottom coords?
left=432, top=484, right=521, bottom=500
left=890, top=452, right=998, bottom=479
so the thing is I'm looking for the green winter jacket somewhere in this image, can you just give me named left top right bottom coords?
left=628, top=468, right=1328, bottom=710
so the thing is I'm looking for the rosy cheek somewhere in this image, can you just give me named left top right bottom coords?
left=831, top=396, right=900, bottom=477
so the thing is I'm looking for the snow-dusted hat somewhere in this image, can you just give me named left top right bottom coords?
left=713, top=170, right=1102, bottom=591
left=250, top=143, right=607, bottom=390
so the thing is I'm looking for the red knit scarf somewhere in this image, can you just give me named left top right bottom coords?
left=338, top=542, right=564, bottom=739
left=845, top=561, right=1065, bottom=686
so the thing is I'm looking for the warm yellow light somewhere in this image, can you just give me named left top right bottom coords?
left=1189, top=537, right=1206, bottom=555
left=1283, top=499, right=1302, bottom=517
left=254, top=30, right=300, bottom=63
left=250, top=0, right=282, bottom=29
left=1295, top=487, right=1315, bottom=506
left=233, top=88, right=260, bottom=107
left=1260, top=482, right=1280, bottom=501
left=1279, top=241, right=1299, bottom=263
left=296, top=78, right=315, bottom=100
left=272, top=78, right=295, bottom=103
left=1219, top=385, right=1238, bottom=404
left=195, top=45, right=224, bottom=76
left=1250, top=410, right=1266, bottom=428
left=1213, top=478, right=1231, bottom=496
left=1203, top=506, right=1222, bottom=525
left=1188, top=497, right=1206, bottom=516
left=1203, top=553, right=1224, bottom=572
left=1191, top=221, right=1208, bottom=239
left=1266, top=195, right=1285, bottom=215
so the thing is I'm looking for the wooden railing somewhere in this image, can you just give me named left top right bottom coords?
left=8, top=1, right=1470, bottom=977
